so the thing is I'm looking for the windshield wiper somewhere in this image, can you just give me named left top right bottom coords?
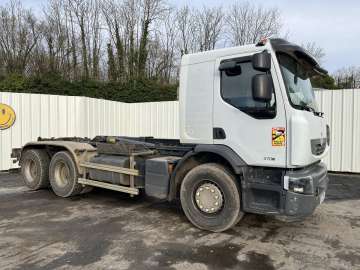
left=298, top=103, right=324, bottom=117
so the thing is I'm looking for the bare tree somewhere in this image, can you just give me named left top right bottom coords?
left=226, top=1, right=282, bottom=46
left=302, top=42, right=325, bottom=64
left=102, top=0, right=124, bottom=81
left=147, top=8, right=178, bottom=81
left=102, top=0, right=168, bottom=80
left=123, top=0, right=139, bottom=79
left=137, top=0, right=167, bottom=77
left=195, top=6, right=223, bottom=51
left=0, top=0, right=42, bottom=75
left=67, top=0, right=92, bottom=79
left=0, top=0, right=289, bottom=84
left=90, top=0, right=102, bottom=79
left=334, top=66, right=360, bottom=89
left=161, top=9, right=178, bottom=82
left=42, top=0, right=69, bottom=75
left=175, top=6, right=198, bottom=55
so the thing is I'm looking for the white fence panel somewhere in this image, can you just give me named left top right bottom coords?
left=1, top=90, right=359, bottom=173
left=315, top=89, right=360, bottom=173
left=0, top=92, right=179, bottom=171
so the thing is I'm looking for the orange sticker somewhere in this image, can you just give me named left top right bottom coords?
left=272, top=127, right=285, bottom=146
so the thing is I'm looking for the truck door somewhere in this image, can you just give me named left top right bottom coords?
left=213, top=52, right=287, bottom=168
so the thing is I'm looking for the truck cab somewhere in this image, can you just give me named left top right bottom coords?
left=179, top=38, right=329, bottom=219
left=14, top=39, right=330, bottom=232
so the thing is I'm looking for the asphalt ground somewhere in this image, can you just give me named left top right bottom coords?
left=0, top=172, right=359, bottom=270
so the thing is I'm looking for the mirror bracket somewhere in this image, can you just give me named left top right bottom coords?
left=219, top=61, right=242, bottom=76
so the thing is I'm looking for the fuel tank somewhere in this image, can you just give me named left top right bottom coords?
left=88, top=155, right=145, bottom=186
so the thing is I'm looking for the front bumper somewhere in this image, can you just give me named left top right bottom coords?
left=284, top=162, right=329, bottom=217
left=242, top=162, right=329, bottom=219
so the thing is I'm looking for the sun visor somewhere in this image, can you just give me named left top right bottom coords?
left=270, top=39, right=328, bottom=76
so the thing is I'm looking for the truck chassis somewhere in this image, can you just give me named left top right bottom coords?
left=12, top=135, right=328, bottom=232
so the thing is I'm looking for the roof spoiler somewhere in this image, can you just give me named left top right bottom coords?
left=270, top=38, right=328, bottom=76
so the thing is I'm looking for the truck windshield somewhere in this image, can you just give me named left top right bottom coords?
left=277, top=53, right=318, bottom=112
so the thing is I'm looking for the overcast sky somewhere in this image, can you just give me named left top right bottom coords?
left=1, top=0, right=359, bottom=73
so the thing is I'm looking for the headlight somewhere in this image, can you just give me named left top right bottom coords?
left=284, top=176, right=314, bottom=195
left=326, top=124, right=330, bottom=146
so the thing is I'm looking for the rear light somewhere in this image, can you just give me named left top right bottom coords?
left=11, top=148, right=22, bottom=163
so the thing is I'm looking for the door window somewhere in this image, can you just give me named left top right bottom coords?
left=220, top=60, right=276, bottom=119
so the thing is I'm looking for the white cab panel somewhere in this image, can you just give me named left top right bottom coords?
left=289, top=109, right=329, bottom=167
left=213, top=52, right=287, bottom=167
left=179, top=59, right=214, bottom=144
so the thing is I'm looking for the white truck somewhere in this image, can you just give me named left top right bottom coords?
left=12, top=38, right=330, bottom=232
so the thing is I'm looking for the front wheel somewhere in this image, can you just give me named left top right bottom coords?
left=180, top=163, right=244, bottom=232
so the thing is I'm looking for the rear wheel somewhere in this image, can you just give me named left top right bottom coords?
left=180, top=163, right=244, bottom=232
left=49, top=151, right=83, bottom=197
left=21, top=149, right=50, bottom=190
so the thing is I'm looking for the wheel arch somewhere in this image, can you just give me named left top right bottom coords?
left=20, top=141, right=96, bottom=174
left=168, top=144, right=247, bottom=201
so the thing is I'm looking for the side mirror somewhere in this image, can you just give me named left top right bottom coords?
left=219, top=61, right=241, bottom=76
left=252, top=52, right=271, bottom=71
left=252, top=74, right=273, bottom=102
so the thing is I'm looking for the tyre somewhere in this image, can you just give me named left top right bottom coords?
left=21, top=149, right=50, bottom=190
left=180, top=163, right=244, bottom=232
left=49, top=151, right=83, bottom=197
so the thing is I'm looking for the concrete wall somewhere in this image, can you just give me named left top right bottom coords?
left=1, top=89, right=359, bottom=173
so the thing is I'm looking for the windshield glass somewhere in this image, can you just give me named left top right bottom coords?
left=277, top=53, right=318, bottom=112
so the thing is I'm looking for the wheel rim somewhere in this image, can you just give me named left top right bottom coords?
left=54, top=161, right=70, bottom=188
left=24, top=159, right=38, bottom=183
left=194, top=182, right=224, bottom=214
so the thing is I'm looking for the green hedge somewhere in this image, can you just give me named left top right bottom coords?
left=0, top=74, right=178, bottom=103
left=311, top=75, right=338, bottom=90
left=0, top=73, right=338, bottom=103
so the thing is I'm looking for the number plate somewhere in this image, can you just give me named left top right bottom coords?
left=320, top=192, right=326, bottom=204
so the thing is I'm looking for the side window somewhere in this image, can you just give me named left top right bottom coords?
left=220, top=59, right=276, bottom=119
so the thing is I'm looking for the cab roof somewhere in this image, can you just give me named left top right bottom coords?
left=181, top=43, right=263, bottom=66
left=181, top=38, right=328, bottom=76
